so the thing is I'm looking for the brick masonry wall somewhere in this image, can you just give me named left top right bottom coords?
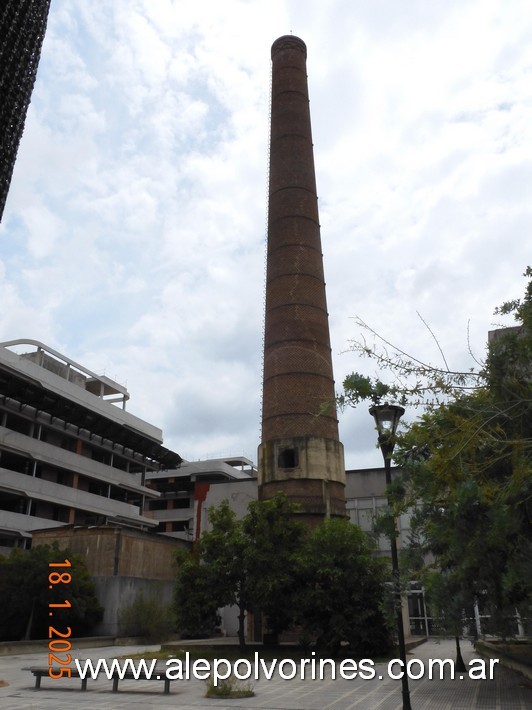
left=262, top=35, right=340, bottom=444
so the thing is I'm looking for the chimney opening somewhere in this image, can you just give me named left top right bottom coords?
left=278, top=447, right=299, bottom=469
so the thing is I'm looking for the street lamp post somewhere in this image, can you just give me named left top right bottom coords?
left=369, top=403, right=412, bottom=710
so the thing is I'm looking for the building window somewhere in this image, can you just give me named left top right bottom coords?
left=278, top=448, right=298, bottom=469
left=171, top=521, right=188, bottom=532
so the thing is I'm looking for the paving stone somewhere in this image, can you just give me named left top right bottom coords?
left=0, top=639, right=530, bottom=709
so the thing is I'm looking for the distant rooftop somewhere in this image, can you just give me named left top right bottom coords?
left=147, top=456, right=257, bottom=482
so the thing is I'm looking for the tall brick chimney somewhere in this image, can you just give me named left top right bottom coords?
left=258, top=35, right=346, bottom=522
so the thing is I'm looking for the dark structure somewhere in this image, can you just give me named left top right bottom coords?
left=258, top=36, right=346, bottom=522
left=0, top=0, right=51, bottom=222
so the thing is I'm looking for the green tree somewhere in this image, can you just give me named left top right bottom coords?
left=176, top=496, right=394, bottom=655
left=423, top=571, right=468, bottom=671
left=295, top=518, right=393, bottom=657
left=241, top=495, right=306, bottom=642
left=339, top=268, right=532, bottom=640
left=401, top=414, right=530, bottom=638
left=194, top=494, right=304, bottom=648
left=174, top=548, right=221, bottom=638
left=0, top=543, right=103, bottom=641
left=197, top=500, right=249, bottom=648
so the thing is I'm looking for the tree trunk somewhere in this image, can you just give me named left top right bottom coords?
left=455, top=635, right=467, bottom=672
left=24, top=600, right=35, bottom=640
left=237, top=604, right=246, bottom=650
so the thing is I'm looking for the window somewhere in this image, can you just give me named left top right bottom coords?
left=278, top=448, right=298, bottom=469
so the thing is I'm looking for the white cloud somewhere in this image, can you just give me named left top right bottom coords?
left=1, top=0, right=531, bottom=469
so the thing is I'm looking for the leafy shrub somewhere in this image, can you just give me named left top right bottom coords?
left=204, top=675, right=255, bottom=698
left=119, top=590, right=175, bottom=642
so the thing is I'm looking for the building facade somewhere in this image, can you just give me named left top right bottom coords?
left=345, top=466, right=427, bottom=638
left=145, top=456, right=257, bottom=541
left=0, top=339, right=181, bottom=554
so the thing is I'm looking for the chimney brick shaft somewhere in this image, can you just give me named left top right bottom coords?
left=262, top=35, right=339, bottom=442
left=258, top=36, right=346, bottom=519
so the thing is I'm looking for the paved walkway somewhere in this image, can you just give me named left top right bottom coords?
left=0, top=638, right=530, bottom=709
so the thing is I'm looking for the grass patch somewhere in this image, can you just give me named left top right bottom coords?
left=484, top=641, right=532, bottom=665
left=205, top=676, right=255, bottom=698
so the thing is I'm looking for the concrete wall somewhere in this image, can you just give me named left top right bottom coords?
left=32, top=526, right=188, bottom=636
left=33, top=525, right=187, bottom=580
left=345, top=467, right=388, bottom=498
left=93, top=576, right=175, bottom=636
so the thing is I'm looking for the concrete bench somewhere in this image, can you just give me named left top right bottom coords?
left=28, top=666, right=88, bottom=690
left=28, top=662, right=173, bottom=694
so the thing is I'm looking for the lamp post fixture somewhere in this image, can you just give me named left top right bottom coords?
left=369, top=403, right=412, bottom=710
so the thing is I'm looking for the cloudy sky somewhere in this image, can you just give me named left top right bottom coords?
left=1, top=0, right=530, bottom=469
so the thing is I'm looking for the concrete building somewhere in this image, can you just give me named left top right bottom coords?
left=345, top=466, right=411, bottom=556
left=0, top=339, right=182, bottom=554
left=346, top=466, right=429, bottom=638
left=145, top=456, right=257, bottom=542
left=0, top=339, right=262, bottom=636
left=145, top=457, right=258, bottom=638
left=258, top=35, right=346, bottom=522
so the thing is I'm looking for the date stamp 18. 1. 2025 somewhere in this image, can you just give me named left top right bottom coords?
left=47, top=558, right=73, bottom=679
